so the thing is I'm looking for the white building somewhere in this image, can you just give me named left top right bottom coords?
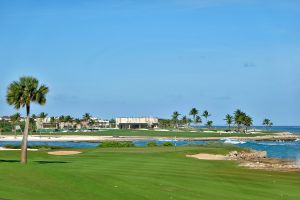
left=36, top=117, right=58, bottom=129
left=116, top=117, right=159, bottom=129
left=90, top=117, right=110, bottom=129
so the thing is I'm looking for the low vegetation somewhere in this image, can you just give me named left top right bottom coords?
left=99, top=141, right=135, bottom=148
left=3, top=144, right=66, bottom=150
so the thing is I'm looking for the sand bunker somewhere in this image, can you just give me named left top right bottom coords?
left=186, top=153, right=226, bottom=160
left=48, top=151, right=82, bottom=155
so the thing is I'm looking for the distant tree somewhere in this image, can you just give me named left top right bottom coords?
left=38, top=112, right=48, bottom=119
left=202, top=110, right=210, bottom=123
left=64, top=115, right=73, bottom=123
left=50, top=117, right=55, bottom=124
left=234, top=109, right=245, bottom=132
left=263, top=118, right=273, bottom=131
left=224, top=114, right=233, bottom=130
left=159, top=119, right=172, bottom=129
left=10, top=113, right=21, bottom=136
left=31, top=114, right=37, bottom=119
left=243, top=115, right=253, bottom=133
left=206, top=120, right=213, bottom=129
left=75, top=118, right=81, bottom=124
left=6, top=76, right=49, bottom=164
left=195, top=115, right=202, bottom=126
left=181, top=115, right=187, bottom=126
left=172, top=111, right=181, bottom=128
left=83, top=113, right=91, bottom=121
left=189, top=108, right=199, bottom=125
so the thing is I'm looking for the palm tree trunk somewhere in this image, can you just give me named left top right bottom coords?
left=20, top=105, right=30, bottom=164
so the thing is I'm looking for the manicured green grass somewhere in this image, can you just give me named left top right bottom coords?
left=2, top=129, right=271, bottom=138
left=0, top=144, right=299, bottom=200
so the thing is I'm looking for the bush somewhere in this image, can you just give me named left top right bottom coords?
left=147, top=141, right=157, bottom=147
left=99, top=141, right=135, bottom=148
left=3, top=144, right=66, bottom=150
left=3, top=144, right=18, bottom=149
left=162, top=142, right=173, bottom=146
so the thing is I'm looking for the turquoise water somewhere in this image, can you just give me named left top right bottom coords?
left=1, top=139, right=299, bottom=160
left=133, top=139, right=300, bottom=160
left=199, top=126, right=300, bottom=134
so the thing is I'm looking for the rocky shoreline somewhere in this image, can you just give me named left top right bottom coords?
left=227, top=150, right=300, bottom=172
left=188, top=150, right=300, bottom=172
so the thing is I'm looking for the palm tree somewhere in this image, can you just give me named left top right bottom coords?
left=206, top=120, right=213, bottom=130
left=10, top=113, right=21, bottom=138
left=83, top=113, right=91, bottom=121
left=202, top=110, right=210, bottom=123
left=243, top=115, right=253, bottom=133
left=234, top=109, right=245, bottom=132
left=224, top=114, right=233, bottom=130
left=263, top=118, right=271, bottom=130
left=38, top=112, right=48, bottom=119
left=189, top=108, right=199, bottom=125
left=172, top=111, right=181, bottom=128
left=181, top=115, right=188, bottom=127
left=195, top=115, right=202, bottom=126
left=6, top=76, right=49, bottom=164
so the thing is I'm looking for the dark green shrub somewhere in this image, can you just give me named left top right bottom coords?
left=162, top=142, right=173, bottom=146
left=147, top=141, right=157, bottom=147
left=99, top=141, right=135, bottom=148
left=3, top=144, right=18, bottom=149
left=3, top=144, right=66, bottom=150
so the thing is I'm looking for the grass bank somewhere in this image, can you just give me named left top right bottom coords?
left=0, top=144, right=299, bottom=199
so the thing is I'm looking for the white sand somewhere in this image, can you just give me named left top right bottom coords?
left=48, top=151, right=82, bottom=155
left=186, top=153, right=227, bottom=160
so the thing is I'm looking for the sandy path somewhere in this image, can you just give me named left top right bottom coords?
left=186, top=153, right=226, bottom=160
left=48, top=151, right=82, bottom=155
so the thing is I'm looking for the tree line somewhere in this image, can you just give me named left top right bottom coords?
left=159, top=108, right=273, bottom=132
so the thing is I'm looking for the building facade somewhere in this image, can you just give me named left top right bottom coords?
left=116, top=117, right=159, bottom=129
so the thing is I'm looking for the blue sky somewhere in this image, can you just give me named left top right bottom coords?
left=0, top=0, right=299, bottom=125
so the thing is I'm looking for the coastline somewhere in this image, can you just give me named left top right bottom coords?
left=0, top=133, right=299, bottom=142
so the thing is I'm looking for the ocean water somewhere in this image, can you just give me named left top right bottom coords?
left=134, top=139, right=300, bottom=160
left=198, top=126, right=300, bottom=134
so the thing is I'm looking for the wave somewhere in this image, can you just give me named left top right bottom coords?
left=223, top=139, right=246, bottom=145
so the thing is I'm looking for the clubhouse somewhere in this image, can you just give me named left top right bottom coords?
left=116, top=117, right=159, bottom=129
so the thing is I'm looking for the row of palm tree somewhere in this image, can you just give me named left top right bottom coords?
left=223, top=109, right=273, bottom=132
left=171, top=108, right=213, bottom=129
left=223, top=109, right=253, bottom=132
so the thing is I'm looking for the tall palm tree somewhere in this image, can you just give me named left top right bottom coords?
left=172, top=111, right=181, bottom=128
left=224, top=114, right=233, bottom=130
left=6, top=76, right=49, bottom=164
left=202, top=110, right=210, bottom=123
left=189, top=108, right=199, bottom=125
